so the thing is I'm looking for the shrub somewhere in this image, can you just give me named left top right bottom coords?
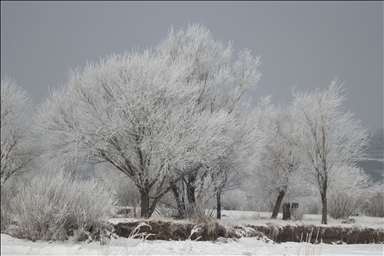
left=3, top=168, right=117, bottom=242
left=305, top=200, right=321, bottom=215
left=327, top=166, right=372, bottom=219
left=93, top=164, right=140, bottom=208
left=291, top=204, right=307, bottom=221
left=222, top=189, right=248, bottom=211
left=1, top=187, right=14, bottom=232
left=365, top=193, right=384, bottom=217
left=1, top=175, right=25, bottom=232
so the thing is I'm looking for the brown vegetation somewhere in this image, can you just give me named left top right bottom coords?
left=113, top=219, right=239, bottom=241
left=112, top=219, right=384, bottom=244
left=248, top=224, right=384, bottom=244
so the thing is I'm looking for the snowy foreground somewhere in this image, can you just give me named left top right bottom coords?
left=2, top=233, right=383, bottom=256
left=2, top=210, right=383, bottom=256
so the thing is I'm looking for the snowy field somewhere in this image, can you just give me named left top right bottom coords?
left=216, top=210, right=384, bottom=229
left=2, top=210, right=383, bottom=256
left=2, top=233, right=383, bottom=256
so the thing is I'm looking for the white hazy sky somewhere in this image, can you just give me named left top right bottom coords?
left=1, top=1, right=383, bottom=132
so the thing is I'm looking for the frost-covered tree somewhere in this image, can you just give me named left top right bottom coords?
left=155, top=24, right=263, bottom=218
left=35, top=48, right=238, bottom=218
left=290, top=78, right=370, bottom=224
left=213, top=108, right=266, bottom=219
left=253, top=97, right=303, bottom=219
left=156, top=24, right=261, bottom=115
left=1, top=76, right=32, bottom=188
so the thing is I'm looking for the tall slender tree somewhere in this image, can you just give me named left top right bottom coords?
left=290, top=78, right=369, bottom=224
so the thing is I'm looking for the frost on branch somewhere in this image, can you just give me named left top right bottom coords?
left=154, top=23, right=264, bottom=219
left=1, top=75, right=32, bottom=188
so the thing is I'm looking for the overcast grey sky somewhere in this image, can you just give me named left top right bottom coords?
left=1, top=1, right=383, bottom=132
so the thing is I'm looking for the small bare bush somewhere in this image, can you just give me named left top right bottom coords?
left=328, top=191, right=368, bottom=219
left=291, top=204, right=307, bottom=221
left=1, top=175, right=27, bottom=232
left=188, top=204, right=216, bottom=222
left=153, top=206, right=178, bottom=219
left=93, top=164, right=140, bottom=208
left=365, top=193, right=384, bottom=217
left=1, top=187, right=14, bottom=232
left=305, top=200, right=321, bottom=215
left=222, top=189, right=248, bottom=210
left=4, top=168, right=117, bottom=242
left=186, top=193, right=217, bottom=223
left=327, top=166, right=372, bottom=219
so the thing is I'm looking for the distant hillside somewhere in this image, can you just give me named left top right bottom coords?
left=367, top=127, right=384, bottom=159
left=358, top=160, right=383, bottom=182
left=357, top=127, right=384, bottom=182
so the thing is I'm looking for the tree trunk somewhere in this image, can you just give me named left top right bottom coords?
left=282, top=203, right=291, bottom=220
left=185, top=176, right=196, bottom=216
left=186, top=178, right=196, bottom=205
left=321, top=182, right=328, bottom=224
left=216, top=190, right=222, bottom=220
left=171, top=184, right=185, bottom=218
left=140, top=190, right=150, bottom=218
left=271, top=191, right=285, bottom=219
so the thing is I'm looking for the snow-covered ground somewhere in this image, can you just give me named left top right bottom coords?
left=2, top=210, right=383, bottom=256
left=109, top=209, right=384, bottom=229
left=217, top=210, right=384, bottom=229
left=2, top=233, right=383, bottom=256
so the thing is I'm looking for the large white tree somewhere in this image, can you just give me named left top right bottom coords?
left=1, top=76, right=32, bottom=188
left=35, top=48, right=238, bottom=218
left=155, top=24, right=263, bottom=218
left=290, top=78, right=370, bottom=224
